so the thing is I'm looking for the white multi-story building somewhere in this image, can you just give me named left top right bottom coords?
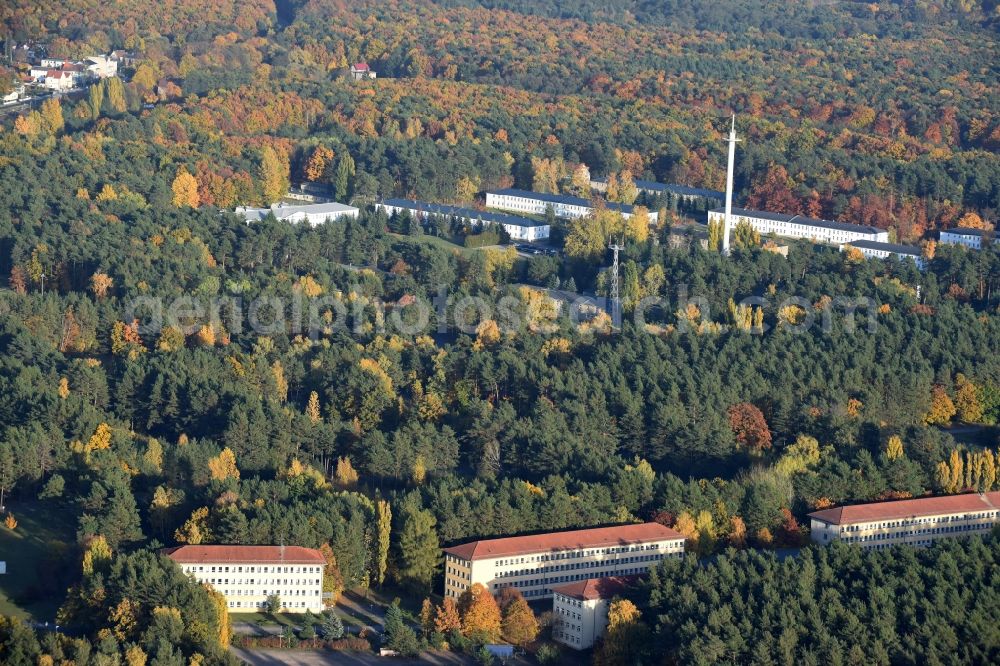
left=590, top=178, right=725, bottom=208
left=552, top=576, right=638, bottom=650
left=939, top=227, right=988, bottom=250
left=809, top=492, right=1000, bottom=551
left=841, top=240, right=926, bottom=269
left=85, top=56, right=119, bottom=79
left=42, top=70, right=76, bottom=91
left=442, top=523, right=684, bottom=601
left=485, top=188, right=656, bottom=223
left=377, top=198, right=549, bottom=241
left=40, top=58, right=72, bottom=68
left=235, top=201, right=359, bottom=226
left=708, top=207, right=887, bottom=246
left=163, top=544, right=325, bottom=613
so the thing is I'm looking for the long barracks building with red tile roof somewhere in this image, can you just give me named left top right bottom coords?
left=808, top=492, right=1000, bottom=550
left=163, top=545, right=325, bottom=613
left=442, top=523, right=684, bottom=600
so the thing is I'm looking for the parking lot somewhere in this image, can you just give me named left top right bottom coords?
left=513, top=243, right=559, bottom=256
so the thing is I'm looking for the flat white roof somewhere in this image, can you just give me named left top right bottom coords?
left=237, top=201, right=358, bottom=222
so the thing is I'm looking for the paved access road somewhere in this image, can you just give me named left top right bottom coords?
left=231, top=648, right=473, bottom=665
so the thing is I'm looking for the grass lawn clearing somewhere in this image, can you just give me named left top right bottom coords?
left=0, top=500, right=76, bottom=621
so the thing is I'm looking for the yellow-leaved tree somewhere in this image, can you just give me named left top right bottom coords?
left=208, top=448, right=240, bottom=481
left=175, top=507, right=211, bottom=544
left=924, top=385, right=956, bottom=425
left=306, top=391, right=322, bottom=424
left=594, top=598, right=648, bottom=666
left=886, top=435, right=904, bottom=461
left=82, top=535, right=112, bottom=576
left=626, top=206, right=650, bottom=243
left=954, top=374, right=983, bottom=423
left=171, top=167, right=200, bottom=208
left=335, top=456, right=359, bottom=486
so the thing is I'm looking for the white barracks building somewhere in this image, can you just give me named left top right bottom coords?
left=809, top=492, right=1000, bottom=551
left=442, top=523, right=684, bottom=600
left=235, top=201, right=359, bottom=227
left=552, top=576, right=638, bottom=650
left=164, top=545, right=325, bottom=613
left=377, top=198, right=550, bottom=241
left=841, top=240, right=926, bottom=270
left=708, top=207, right=887, bottom=246
left=939, top=227, right=988, bottom=250
left=485, top=188, right=656, bottom=223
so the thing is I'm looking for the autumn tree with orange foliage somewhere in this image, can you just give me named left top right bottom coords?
left=458, top=583, right=501, bottom=642
left=746, top=164, right=802, bottom=215
left=728, top=402, right=772, bottom=452
left=304, top=145, right=334, bottom=182
left=433, top=597, right=462, bottom=634
left=500, top=591, right=539, bottom=646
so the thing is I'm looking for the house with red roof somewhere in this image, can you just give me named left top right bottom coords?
left=350, top=62, right=376, bottom=80
left=552, top=575, right=640, bottom=650
left=42, top=70, right=76, bottom=91
left=442, top=522, right=684, bottom=601
left=163, top=544, right=326, bottom=613
left=808, top=491, right=1000, bottom=550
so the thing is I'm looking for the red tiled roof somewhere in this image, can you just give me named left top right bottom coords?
left=808, top=492, right=1000, bottom=526
left=553, top=575, right=641, bottom=601
left=352, top=62, right=370, bottom=71
left=443, top=523, right=684, bottom=561
left=162, top=545, right=325, bottom=565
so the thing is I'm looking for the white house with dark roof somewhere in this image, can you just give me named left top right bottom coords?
left=708, top=207, right=887, bottom=246
left=485, top=188, right=656, bottom=223
left=590, top=177, right=725, bottom=207
left=235, top=201, right=359, bottom=226
left=377, top=198, right=549, bottom=241
left=939, top=227, right=989, bottom=250
left=841, top=240, right=926, bottom=270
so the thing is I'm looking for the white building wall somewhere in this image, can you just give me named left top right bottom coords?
left=43, top=74, right=75, bottom=91
left=86, top=58, right=119, bottom=79
left=939, top=231, right=982, bottom=250
left=811, top=509, right=999, bottom=551
left=377, top=202, right=549, bottom=241
left=178, top=560, right=324, bottom=613
left=443, top=538, right=684, bottom=600
left=553, top=594, right=607, bottom=650
left=843, top=244, right=925, bottom=269
left=485, top=192, right=655, bottom=224
left=708, top=210, right=887, bottom=246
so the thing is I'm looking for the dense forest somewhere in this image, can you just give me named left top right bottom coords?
left=640, top=537, right=1000, bottom=665
left=0, top=0, right=998, bottom=663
